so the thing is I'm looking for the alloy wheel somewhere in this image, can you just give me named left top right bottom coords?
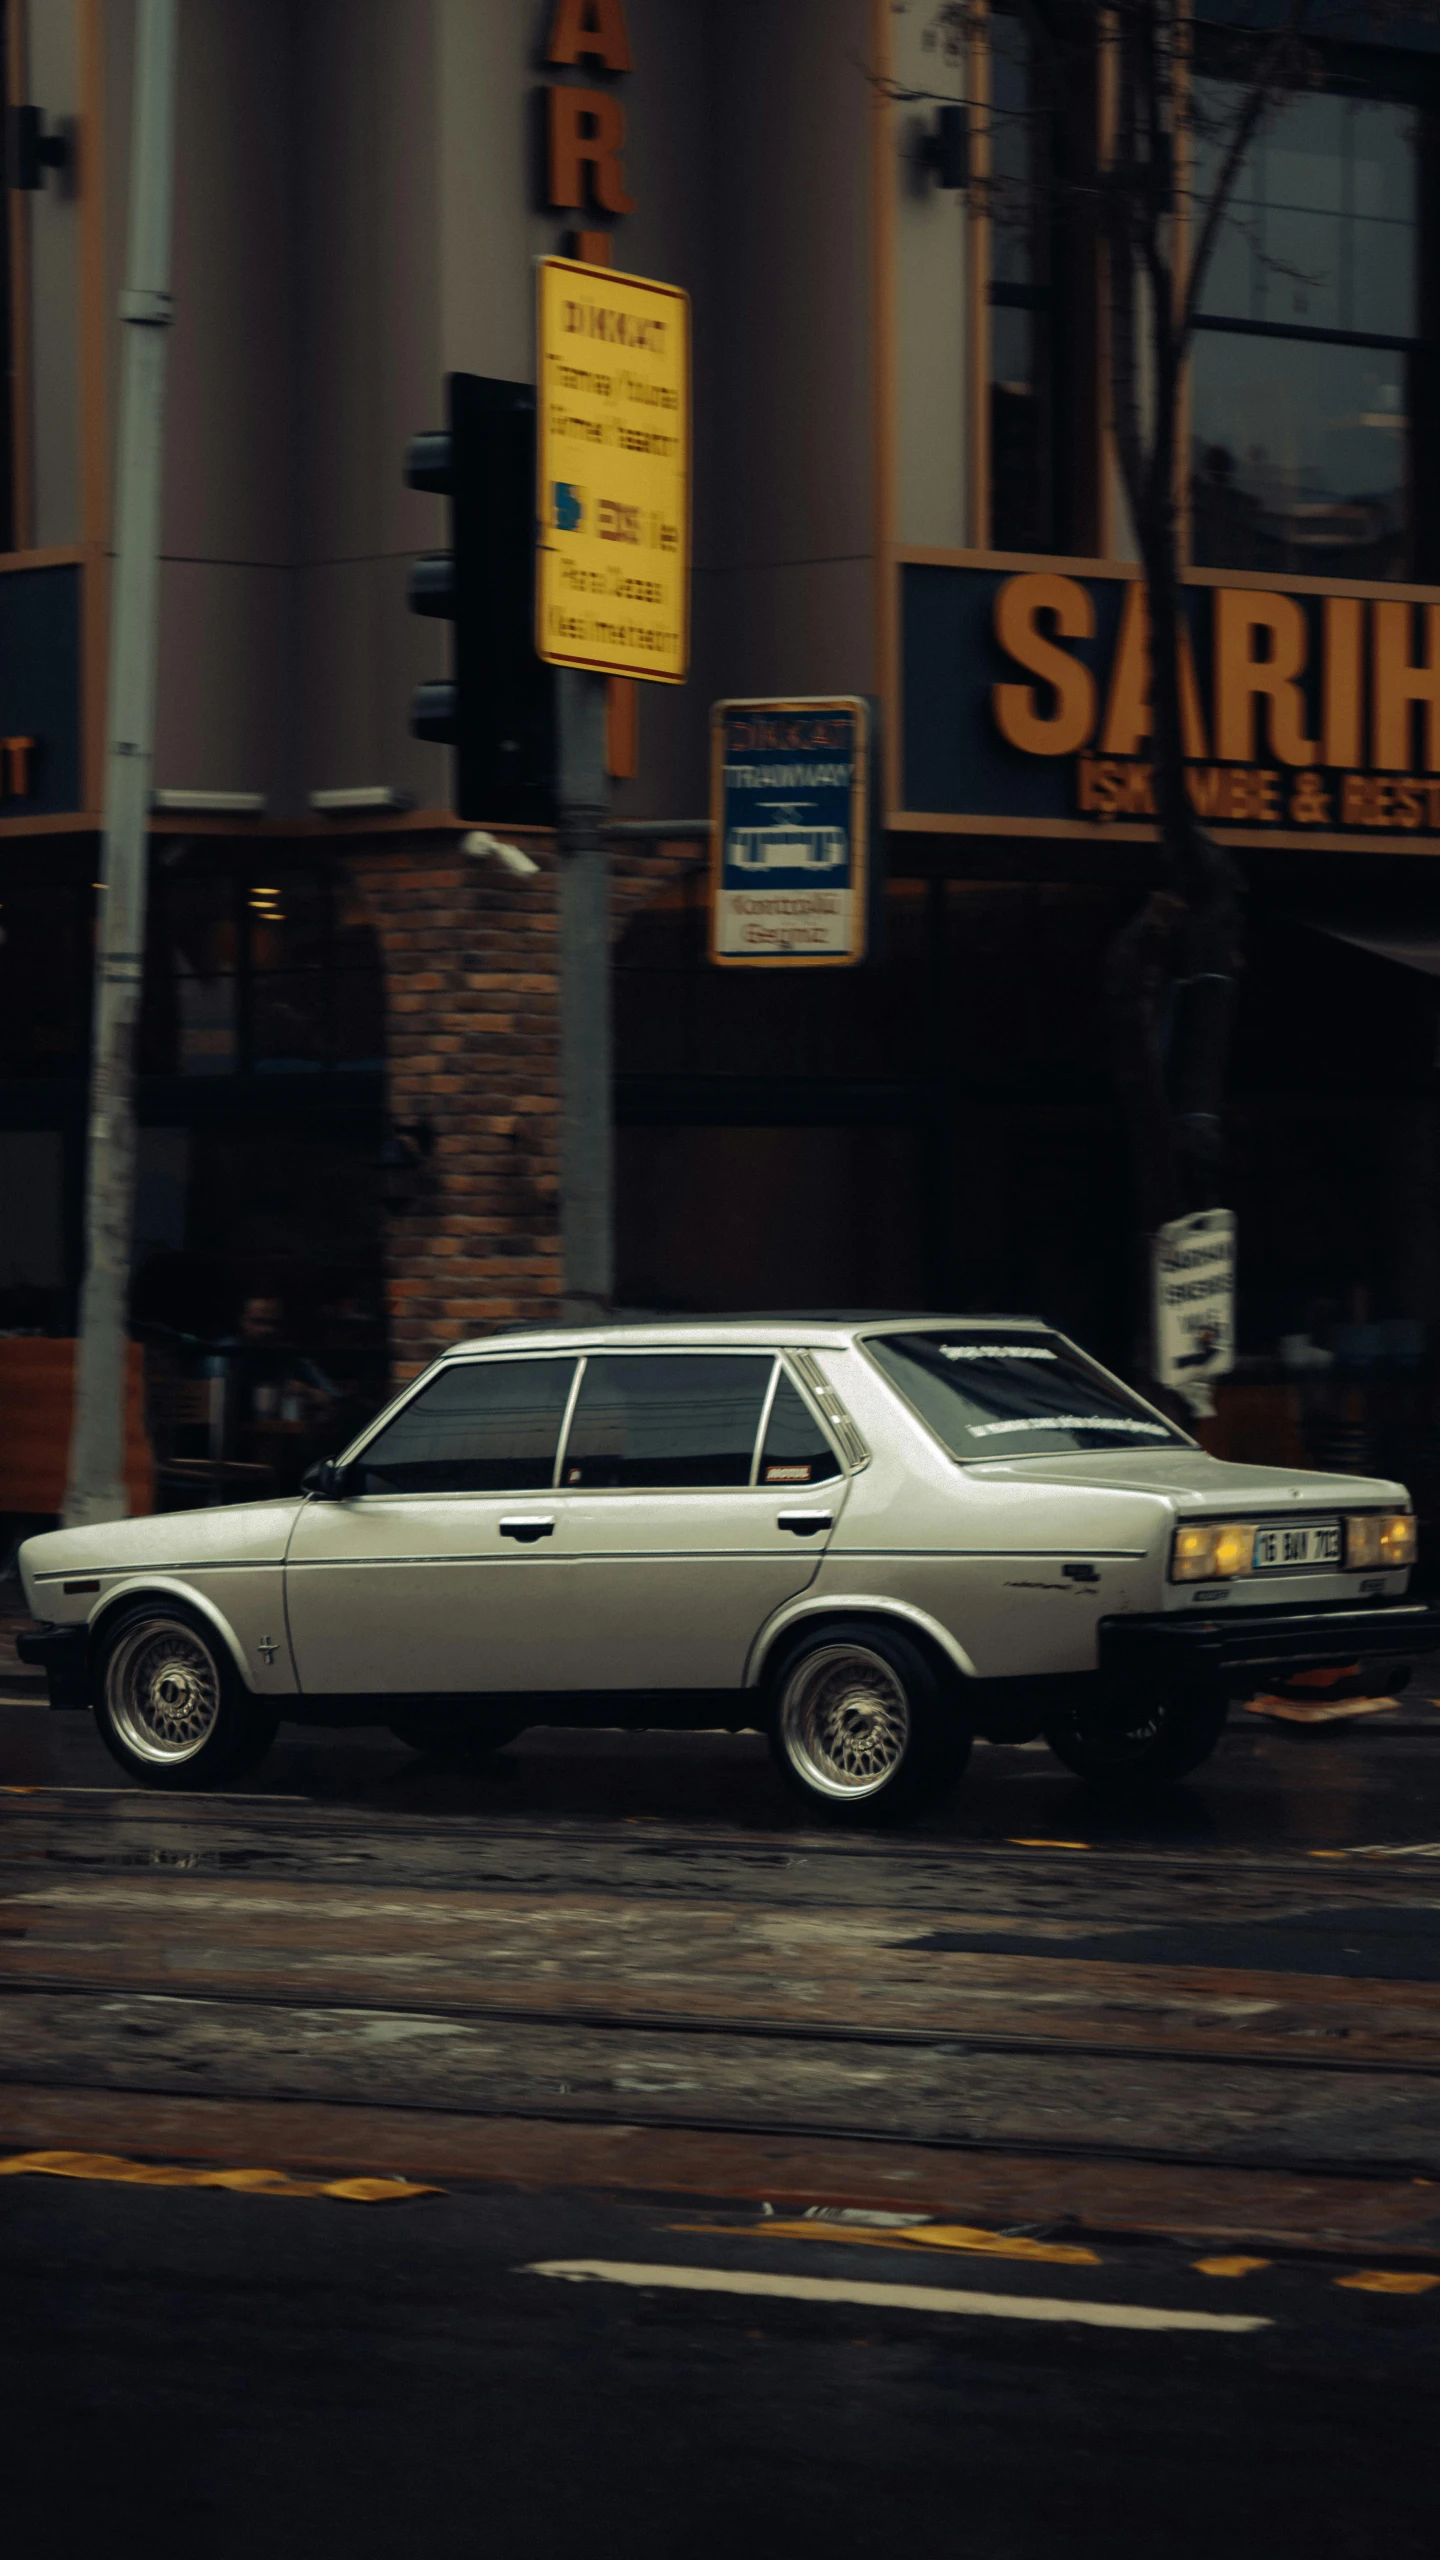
left=777, top=1642, right=912, bottom=1800
left=105, top=1618, right=224, bottom=1765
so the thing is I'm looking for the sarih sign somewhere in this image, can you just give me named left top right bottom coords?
left=899, top=562, right=1440, bottom=844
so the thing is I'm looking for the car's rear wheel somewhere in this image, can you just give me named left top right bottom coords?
left=767, top=1621, right=970, bottom=1824
left=94, top=1605, right=278, bottom=1791
left=1043, top=1686, right=1227, bottom=1791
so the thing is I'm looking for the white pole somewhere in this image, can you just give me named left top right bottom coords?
left=64, top=0, right=180, bottom=1526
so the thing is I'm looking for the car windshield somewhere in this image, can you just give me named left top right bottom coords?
left=867, top=1329, right=1189, bottom=1461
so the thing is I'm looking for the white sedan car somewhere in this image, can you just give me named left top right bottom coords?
left=17, top=1317, right=1436, bottom=1819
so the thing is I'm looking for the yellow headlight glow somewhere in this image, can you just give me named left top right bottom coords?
left=1348, top=1512, right=1417, bottom=1570
left=1380, top=1513, right=1418, bottom=1568
left=1169, top=1521, right=1253, bottom=1582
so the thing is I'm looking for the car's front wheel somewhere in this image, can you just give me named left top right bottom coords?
left=94, top=1605, right=278, bottom=1791
left=767, top=1621, right=970, bottom=1824
left=1043, top=1686, right=1227, bottom=1791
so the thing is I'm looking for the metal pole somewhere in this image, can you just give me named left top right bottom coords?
left=64, top=0, right=179, bottom=1525
left=556, top=669, right=612, bottom=1320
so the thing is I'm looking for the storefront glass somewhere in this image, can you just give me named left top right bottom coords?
left=1190, top=80, right=1420, bottom=580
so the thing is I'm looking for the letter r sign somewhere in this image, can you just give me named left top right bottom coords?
left=546, top=85, right=635, bottom=215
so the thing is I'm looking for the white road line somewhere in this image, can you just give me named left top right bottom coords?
left=523, top=2261, right=1272, bottom=2335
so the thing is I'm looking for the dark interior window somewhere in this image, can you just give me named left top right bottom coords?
left=356, top=1357, right=576, bottom=1494
left=0, top=4, right=15, bottom=557
left=561, top=1353, right=773, bottom=1490
left=985, top=4, right=1097, bottom=555
left=759, top=1371, right=839, bottom=1487
left=989, top=7, right=1055, bottom=552
left=1190, top=74, right=1423, bottom=581
left=141, top=860, right=384, bottom=1078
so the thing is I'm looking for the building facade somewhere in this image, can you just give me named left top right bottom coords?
left=1, top=0, right=1438, bottom=1504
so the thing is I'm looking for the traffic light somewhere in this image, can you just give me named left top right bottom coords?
left=407, top=374, right=556, bottom=826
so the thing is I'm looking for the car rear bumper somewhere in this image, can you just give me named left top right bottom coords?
left=15, top=1622, right=91, bottom=1709
left=1099, top=1599, right=1440, bottom=1694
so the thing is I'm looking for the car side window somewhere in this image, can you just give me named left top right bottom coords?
left=560, top=1354, right=773, bottom=1490
left=354, top=1358, right=577, bottom=1495
left=758, top=1370, right=841, bottom=1487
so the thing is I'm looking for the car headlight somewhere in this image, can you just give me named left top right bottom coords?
left=1170, top=1521, right=1253, bottom=1582
left=1345, top=1511, right=1417, bottom=1570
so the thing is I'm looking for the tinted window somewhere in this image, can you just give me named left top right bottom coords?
left=561, top=1354, right=772, bottom=1489
left=759, top=1371, right=839, bottom=1487
left=868, top=1331, right=1187, bottom=1461
left=356, top=1358, right=576, bottom=1494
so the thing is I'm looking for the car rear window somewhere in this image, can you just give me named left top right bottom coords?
left=561, top=1353, right=773, bottom=1489
left=759, top=1371, right=840, bottom=1486
left=355, top=1357, right=577, bottom=1494
left=867, top=1330, right=1187, bottom=1461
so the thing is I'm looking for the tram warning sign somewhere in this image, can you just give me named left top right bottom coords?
left=536, top=257, right=690, bottom=683
left=710, top=696, right=872, bottom=966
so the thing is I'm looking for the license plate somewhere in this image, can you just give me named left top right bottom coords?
left=1252, top=1519, right=1341, bottom=1572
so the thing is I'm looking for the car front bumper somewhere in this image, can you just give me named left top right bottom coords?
left=1099, top=1599, right=1440, bottom=1695
left=15, top=1622, right=91, bottom=1709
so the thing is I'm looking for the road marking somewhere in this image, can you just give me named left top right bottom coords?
left=676, top=2219, right=1102, bottom=2267
left=524, top=2261, right=1272, bottom=2334
left=1193, top=2256, right=1271, bottom=2278
left=1334, top=2269, right=1440, bottom=2295
left=0, top=2148, right=440, bottom=2204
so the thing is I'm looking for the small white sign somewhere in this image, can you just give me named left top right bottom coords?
left=710, top=697, right=870, bottom=966
left=1152, top=1208, right=1236, bottom=1417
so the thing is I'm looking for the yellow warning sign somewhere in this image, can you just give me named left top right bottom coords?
left=536, top=256, right=690, bottom=684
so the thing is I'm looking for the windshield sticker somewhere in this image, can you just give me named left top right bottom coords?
left=939, top=1344, right=1057, bottom=1362
left=966, top=1415, right=1172, bottom=1439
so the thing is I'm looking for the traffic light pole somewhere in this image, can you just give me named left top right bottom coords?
left=556, top=670, right=612, bottom=1320
left=64, top=0, right=179, bottom=1525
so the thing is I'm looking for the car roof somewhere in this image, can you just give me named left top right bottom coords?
left=437, top=1314, right=1053, bottom=1359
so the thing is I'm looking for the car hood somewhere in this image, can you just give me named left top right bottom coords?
left=969, top=1448, right=1408, bottom=1512
left=21, top=1498, right=305, bottom=1590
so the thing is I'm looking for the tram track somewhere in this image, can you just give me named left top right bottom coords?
left=2, top=1966, right=1440, bottom=2081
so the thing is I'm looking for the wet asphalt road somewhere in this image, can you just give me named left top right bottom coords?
left=4, top=1688, right=1440, bottom=2555
left=4, top=2170, right=1438, bottom=2560
left=5, top=1679, right=1440, bottom=1852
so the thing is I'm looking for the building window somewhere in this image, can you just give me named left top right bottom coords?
left=0, top=1, right=15, bottom=556
left=984, top=4, right=1098, bottom=557
left=141, top=857, right=384, bottom=1080
left=1189, top=73, right=1425, bottom=582
left=988, top=7, right=1055, bottom=553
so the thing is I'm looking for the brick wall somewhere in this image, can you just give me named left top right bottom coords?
left=346, top=831, right=703, bottom=1379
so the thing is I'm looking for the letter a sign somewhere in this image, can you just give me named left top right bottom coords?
left=535, top=255, right=690, bottom=683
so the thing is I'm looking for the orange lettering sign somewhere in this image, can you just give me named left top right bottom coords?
left=1372, top=601, right=1440, bottom=772
left=547, top=0, right=634, bottom=73
left=992, top=574, right=1096, bottom=757
left=546, top=85, right=636, bottom=214
left=1214, top=590, right=1318, bottom=766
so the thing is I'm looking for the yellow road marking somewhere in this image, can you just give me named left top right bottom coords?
left=676, top=2219, right=1100, bottom=2267
left=0, top=2148, right=440, bottom=2203
left=1334, top=2269, right=1440, bottom=2295
left=1193, top=2256, right=1271, bottom=2278
left=1007, top=1838, right=1091, bottom=1851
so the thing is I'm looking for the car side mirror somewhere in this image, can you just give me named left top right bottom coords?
left=301, top=1456, right=352, bottom=1500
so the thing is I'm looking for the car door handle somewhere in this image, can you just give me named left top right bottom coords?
left=498, top=1517, right=555, bottom=1543
left=776, top=1511, right=833, bottom=1536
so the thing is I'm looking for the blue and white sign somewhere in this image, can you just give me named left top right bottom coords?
left=710, top=695, right=870, bottom=966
